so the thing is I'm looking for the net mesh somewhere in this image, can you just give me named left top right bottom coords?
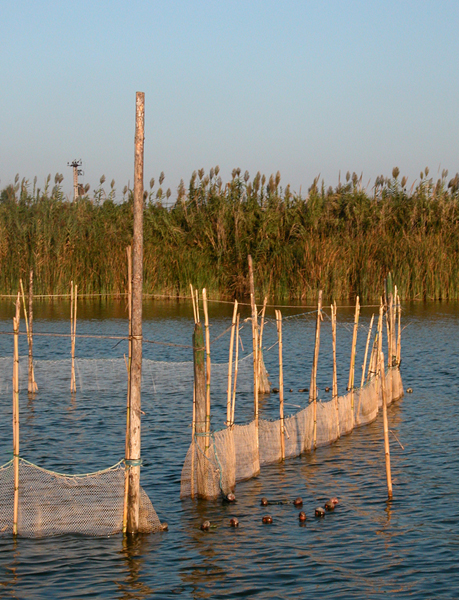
left=0, top=459, right=162, bottom=537
left=181, top=367, right=403, bottom=499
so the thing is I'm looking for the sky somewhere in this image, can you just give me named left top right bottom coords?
left=1, top=0, right=458, bottom=201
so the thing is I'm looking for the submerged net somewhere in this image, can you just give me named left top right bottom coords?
left=0, top=458, right=161, bottom=537
left=180, top=366, right=404, bottom=499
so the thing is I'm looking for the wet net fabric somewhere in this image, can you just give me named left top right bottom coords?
left=181, top=367, right=403, bottom=499
left=0, top=354, right=257, bottom=397
left=0, top=459, right=161, bottom=537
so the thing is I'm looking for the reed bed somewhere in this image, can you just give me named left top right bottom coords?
left=1, top=168, right=459, bottom=300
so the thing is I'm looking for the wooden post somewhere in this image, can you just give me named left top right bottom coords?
left=379, top=351, right=393, bottom=500
left=202, top=289, right=211, bottom=453
left=127, top=91, right=145, bottom=534
left=275, top=310, right=285, bottom=460
left=231, top=314, right=240, bottom=426
left=347, top=296, right=360, bottom=416
left=20, top=276, right=37, bottom=393
left=396, top=292, right=401, bottom=366
left=361, top=314, right=374, bottom=389
left=193, top=321, right=207, bottom=497
left=331, top=302, right=339, bottom=438
left=248, top=255, right=259, bottom=448
left=190, top=284, right=197, bottom=324
left=227, top=300, right=238, bottom=426
left=123, top=246, right=133, bottom=533
left=310, top=290, right=322, bottom=449
left=13, top=292, right=20, bottom=536
left=70, top=282, right=77, bottom=393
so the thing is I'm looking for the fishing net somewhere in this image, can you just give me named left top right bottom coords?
left=0, top=458, right=161, bottom=537
left=180, top=366, right=403, bottom=499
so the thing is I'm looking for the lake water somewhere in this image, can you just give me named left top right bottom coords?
left=0, top=298, right=458, bottom=599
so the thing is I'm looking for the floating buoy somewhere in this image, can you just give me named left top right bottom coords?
left=407, top=387, right=413, bottom=393
left=262, top=515, right=273, bottom=524
left=225, top=493, right=236, bottom=503
left=324, top=500, right=335, bottom=511
left=260, top=497, right=269, bottom=506
left=229, top=517, right=239, bottom=528
left=289, top=388, right=293, bottom=392
left=315, top=507, right=325, bottom=517
left=272, top=388, right=279, bottom=393
left=200, top=520, right=211, bottom=531
left=325, top=387, right=330, bottom=392
left=293, top=497, right=303, bottom=507
left=160, top=522, right=169, bottom=531
left=330, top=497, right=339, bottom=506
left=298, top=388, right=309, bottom=393
left=298, top=511, right=307, bottom=522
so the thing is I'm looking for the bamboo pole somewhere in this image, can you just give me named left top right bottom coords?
left=258, top=296, right=269, bottom=393
left=123, top=246, right=133, bottom=533
left=231, top=314, right=240, bottom=426
left=248, top=255, right=259, bottom=449
left=396, top=292, right=401, bottom=366
left=310, top=290, right=322, bottom=450
left=192, top=321, right=206, bottom=498
left=202, top=289, right=211, bottom=454
left=347, top=296, right=360, bottom=417
left=361, top=315, right=374, bottom=389
left=331, top=302, right=339, bottom=438
left=20, top=276, right=38, bottom=393
left=227, top=300, right=238, bottom=426
left=70, top=282, right=77, bottom=393
left=190, top=284, right=197, bottom=325
left=13, top=292, right=20, bottom=536
left=275, top=310, right=285, bottom=460
left=127, top=91, right=145, bottom=534
left=379, top=351, right=393, bottom=500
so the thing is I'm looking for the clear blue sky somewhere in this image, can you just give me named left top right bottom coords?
left=1, top=0, right=458, bottom=200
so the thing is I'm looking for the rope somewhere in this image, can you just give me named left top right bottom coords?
left=13, top=456, right=124, bottom=478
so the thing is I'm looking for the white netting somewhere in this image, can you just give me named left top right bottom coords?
left=181, top=366, right=403, bottom=499
left=0, top=458, right=161, bottom=537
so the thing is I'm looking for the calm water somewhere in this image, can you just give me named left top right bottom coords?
left=0, top=298, right=458, bottom=599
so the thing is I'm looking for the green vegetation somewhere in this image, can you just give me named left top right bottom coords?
left=1, top=167, right=459, bottom=300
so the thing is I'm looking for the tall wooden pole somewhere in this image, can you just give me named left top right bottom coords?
left=231, top=314, right=240, bottom=427
left=123, top=246, right=133, bottom=533
left=202, top=289, right=211, bottom=452
left=193, top=320, right=207, bottom=498
left=227, top=300, right=238, bottom=426
left=28, top=270, right=37, bottom=393
left=310, top=290, right=322, bottom=449
left=331, top=302, right=339, bottom=438
left=380, top=351, right=393, bottom=500
left=13, top=292, right=20, bottom=536
left=248, top=255, right=259, bottom=449
left=347, top=296, right=360, bottom=416
left=361, top=315, right=374, bottom=389
left=127, top=91, right=145, bottom=534
left=275, top=310, right=285, bottom=460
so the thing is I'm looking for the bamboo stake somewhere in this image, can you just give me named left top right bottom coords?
left=70, top=282, right=77, bottom=393
left=123, top=246, right=133, bottom=533
left=195, top=290, right=200, bottom=323
left=379, top=351, right=393, bottom=500
left=231, top=314, right=240, bottom=426
left=227, top=300, right=238, bottom=426
left=127, top=91, right=145, bottom=534
left=331, top=302, right=339, bottom=438
left=258, top=297, right=268, bottom=391
left=20, top=276, right=38, bottom=393
left=202, top=289, right=211, bottom=454
left=248, top=255, right=259, bottom=448
left=275, top=310, right=285, bottom=460
left=361, top=315, right=374, bottom=389
left=190, top=284, right=197, bottom=324
left=347, top=296, right=360, bottom=416
left=13, top=292, right=20, bottom=536
left=310, top=290, right=322, bottom=450
left=192, top=320, right=206, bottom=498
left=396, top=293, right=401, bottom=366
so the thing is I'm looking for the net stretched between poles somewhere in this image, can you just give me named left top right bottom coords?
left=180, top=366, right=404, bottom=499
